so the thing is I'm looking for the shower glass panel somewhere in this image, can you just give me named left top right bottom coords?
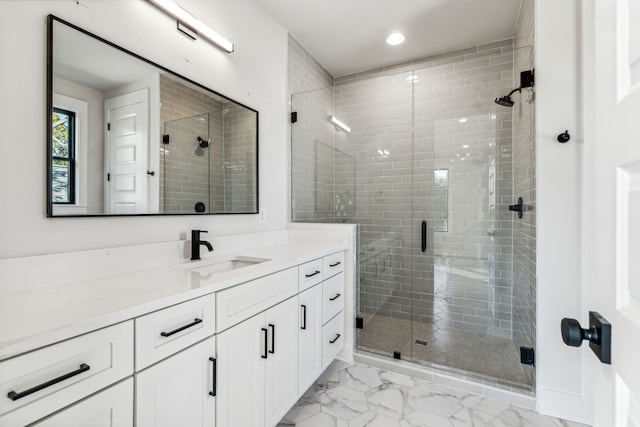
left=335, top=71, right=416, bottom=358
left=290, top=44, right=535, bottom=389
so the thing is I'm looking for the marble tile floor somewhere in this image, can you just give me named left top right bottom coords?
left=358, top=313, right=529, bottom=385
left=277, top=361, right=590, bottom=427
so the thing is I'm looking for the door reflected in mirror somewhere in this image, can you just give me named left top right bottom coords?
left=47, top=15, right=258, bottom=216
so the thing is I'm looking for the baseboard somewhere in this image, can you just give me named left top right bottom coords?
left=537, top=387, right=593, bottom=425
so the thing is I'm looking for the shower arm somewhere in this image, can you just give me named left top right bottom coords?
left=507, top=87, right=522, bottom=97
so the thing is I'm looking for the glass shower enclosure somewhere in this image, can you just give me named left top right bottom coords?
left=291, top=45, right=535, bottom=389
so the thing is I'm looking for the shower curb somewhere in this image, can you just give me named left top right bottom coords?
left=354, top=351, right=537, bottom=410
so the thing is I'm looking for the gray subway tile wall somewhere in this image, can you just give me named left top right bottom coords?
left=331, top=42, right=517, bottom=339
left=160, top=75, right=256, bottom=214
left=160, top=74, right=221, bottom=213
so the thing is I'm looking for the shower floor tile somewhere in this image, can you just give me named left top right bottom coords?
left=277, top=361, right=590, bottom=427
left=358, top=313, right=529, bottom=385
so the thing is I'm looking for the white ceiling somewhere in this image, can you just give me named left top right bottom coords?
left=251, top=0, right=523, bottom=77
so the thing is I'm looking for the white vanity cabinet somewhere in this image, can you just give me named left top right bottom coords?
left=298, top=283, right=323, bottom=394
left=216, top=296, right=299, bottom=427
left=136, top=336, right=216, bottom=427
left=0, top=245, right=348, bottom=427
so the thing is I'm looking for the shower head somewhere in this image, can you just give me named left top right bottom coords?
left=494, top=95, right=514, bottom=107
left=494, top=69, right=535, bottom=108
left=494, top=87, right=521, bottom=108
left=197, top=136, right=210, bottom=148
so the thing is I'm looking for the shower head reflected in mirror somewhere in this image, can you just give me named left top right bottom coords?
left=197, top=136, right=210, bottom=148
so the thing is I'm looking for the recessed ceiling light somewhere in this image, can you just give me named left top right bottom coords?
left=386, top=32, right=405, bottom=46
left=459, top=118, right=468, bottom=123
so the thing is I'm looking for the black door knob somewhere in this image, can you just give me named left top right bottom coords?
left=561, top=318, right=597, bottom=347
left=560, top=312, right=611, bottom=364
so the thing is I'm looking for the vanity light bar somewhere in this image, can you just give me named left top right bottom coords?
left=147, top=0, right=234, bottom=53
left=329, top=116, right=351, bottom=133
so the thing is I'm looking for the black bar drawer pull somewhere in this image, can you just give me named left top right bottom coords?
left=160, top=318, right=203, bottom=337
left=305, top=270, right=320, bottom=278
left=329, top=261, right=341, bottom=267
left=7, top=363, right=90, bottom=401
left=208, top=357, right=217, bottom=397
left=268, top=324, right=275, bottom=354
left=329, top=293, right=342, bottom=301
left=301, top=305, right=307, bottom=330
left=421, top=220, right=427, bottom=252
left=329, top=334, right=341, bottom=344
left=261, top=328, right=268, bottom=359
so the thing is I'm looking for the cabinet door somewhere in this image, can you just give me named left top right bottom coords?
left=298, top=284, right=323, bottom=394
left=216, top=313, right=266, bottom=427
left=136, top=336, right=216, bottom=427
left=264, top=296, right=299, bottom=427
left=28, top=379, right=133, bottom=427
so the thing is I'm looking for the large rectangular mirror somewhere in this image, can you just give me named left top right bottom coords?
left=47, top=15, right=258, bottom=216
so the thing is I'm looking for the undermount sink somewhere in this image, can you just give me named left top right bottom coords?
left=183, top=255, right=270, bottom=275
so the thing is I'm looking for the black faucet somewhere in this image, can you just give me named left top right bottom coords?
left=191, top=230, right=213, bottom=261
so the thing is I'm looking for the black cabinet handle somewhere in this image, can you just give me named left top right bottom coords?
left=301, top=305, right=307, bottom=330
left=329, top=261, right=341, bottom=267
left=329, top=293, right=342, bottom=301
left=329, top=334, right=341, bottom=344
left=305, top=270, right=321, bottom=278
left=421, top=220, right=427, bottom=252
left=160, top=318, right=203, bottom=337
left=268, top=324, right=275, bottom=354
left=208, top=357, right=217, bottom=397
left=261, top=328, right=268, bottom=359
left=7, top=363, right=90, bottom=401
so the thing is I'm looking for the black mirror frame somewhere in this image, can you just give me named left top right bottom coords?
left=46, top=14, right=259, bottom=217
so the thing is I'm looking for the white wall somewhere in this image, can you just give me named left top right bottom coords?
left=0, top=0, right=287, bottom=259
left=535, top=0, right=592, bottom=423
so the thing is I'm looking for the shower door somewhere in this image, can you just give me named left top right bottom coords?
left=408, top=47, right=535, bottom=388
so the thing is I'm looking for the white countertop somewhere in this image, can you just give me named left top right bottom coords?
left=0, top=234, right=348, bottom=360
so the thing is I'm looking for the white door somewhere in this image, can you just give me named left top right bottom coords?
left=586, top=0, right=640, bottom=425
left=298, top=284, right=323, bottom=394
left=30, top=379, right=133, bottom=427
left=216, top=313, right=266, bottom=427
left=265, top=297, right=299, bottom=427
left=136, top=337, right=216, bottom=427
left=105, top=89, right=149, bottom=214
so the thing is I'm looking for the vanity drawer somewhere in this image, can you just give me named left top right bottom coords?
left=298, top=258, right=323, bottom=292
left=0, top=379, right=134, bottom=427
left=0, top=321, right=133, bottom=422
left=217, top=267, right=298, bottom=332
left=322, top=311, right=344, bottom=370
left=322, top=273, right=344, bottom=325
left=135, top=293, right=216, bottom=370
left=323, top=251, right=344, bottom=279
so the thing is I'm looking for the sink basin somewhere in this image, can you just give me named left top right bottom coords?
left=183, top=255, right=270, bottom=275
